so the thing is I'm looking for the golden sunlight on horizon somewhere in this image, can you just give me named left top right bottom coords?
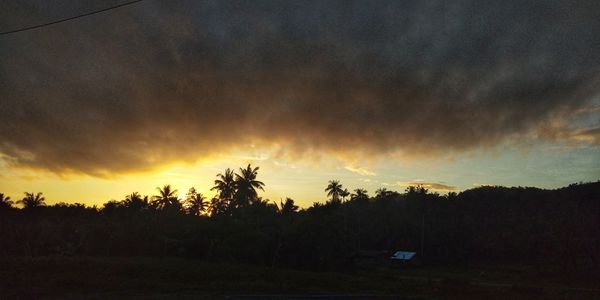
left=1, top=0, right=598, bottom=212
left=1, top=142, right=598, bottom=209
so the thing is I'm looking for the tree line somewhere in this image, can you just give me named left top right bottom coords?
left=0, top=164, right=266, bottom=216
left=1, top=166, right=599, bottom=275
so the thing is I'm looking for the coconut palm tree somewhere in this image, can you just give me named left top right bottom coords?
left=0, top=193, right=13, bottom=209
left=233, top=164, right=265, bottom=207
left=340, top=188, right=350, bottom=202
left=151, top=185, right=180, bottom=211
left=18, top=192, right=46, bottom=209
left=185, top=187, right=208, bottom=216
left=351, top=188, right=369, bottom=202
left=211, top=168, right=236, bottom=206
left=325, top=180, right=343, bottom=202
left=209, top=196, right=228, bottom=216
left=277, top=197, right=299, bottom=215
left=123, top=192, right=148, bottom=211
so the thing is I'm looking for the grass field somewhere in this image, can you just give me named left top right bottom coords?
left=1, top=257, right=598, bottom=299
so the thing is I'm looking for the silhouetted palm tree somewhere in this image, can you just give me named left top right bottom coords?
left=209, top=196, right=228, bottom=216
left=152, top=185, right=180, bottom=211
left=325, top=180, right=343, bottom=202
left=233, top=164, right=265, bottom=207
left=340, top=188, right=350, bottom=202
left=211, top=168, right=236, bottom=210
left=0, top=193, right=13, bottom=209
left=185, top=187, right=208, bottom=216
left=125, top=192, right=142, bottom=202
left=18, top=192, right=46, bottom=209
left=351, top=188, right=369, bottom=202
left=277, top=197, right=299, bottom=215
left=123, top=192, right=149, bottom=211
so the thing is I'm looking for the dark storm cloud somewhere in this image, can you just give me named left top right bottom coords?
left=0, top=0, right=599, bottom=175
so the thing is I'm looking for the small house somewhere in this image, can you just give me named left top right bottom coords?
left=390, top=251, right=416, bottom=260
left=390, top=251, right=419, bottom=266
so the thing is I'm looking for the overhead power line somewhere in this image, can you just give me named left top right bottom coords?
left=0, top=0, right=144, bottom=35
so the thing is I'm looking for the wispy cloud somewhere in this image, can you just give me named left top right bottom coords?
left=230, top=154, right=270, bottom=161
left=571, top=127, right=600, bottom=144
left=345, top=166, right=376, bottom=176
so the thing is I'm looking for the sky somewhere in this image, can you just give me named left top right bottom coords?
left=0, top=0, right=599, bottom=207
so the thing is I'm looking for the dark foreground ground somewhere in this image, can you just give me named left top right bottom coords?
left=1, top=257, right=599, bottom=299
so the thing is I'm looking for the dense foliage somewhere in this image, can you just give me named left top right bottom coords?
left=1, top=167, right=598, bottom=273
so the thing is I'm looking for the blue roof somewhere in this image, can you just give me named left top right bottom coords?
left=390, top=251, right=416, bottom=260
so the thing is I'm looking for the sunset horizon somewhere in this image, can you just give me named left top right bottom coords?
left=1, top=1, right=599, bottom=298
left=1, top=152, right=598, bottom=208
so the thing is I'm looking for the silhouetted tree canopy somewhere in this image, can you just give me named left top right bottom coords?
left=151, top=185, right=181, bottom=212
left=233, top=164, right=265, bottom=208
left=351, top=188, right=369, bottom=203
left=1, top=168, right=598, bottom=275
left=210, top=168, right=236, bottom=215
left=325, top=180, right=344, bottom=203
left=185, top=187, right=208, bottom=216
left=0, top=193, right=13, bottom=210
left=18, top=192, right=45, bottom=209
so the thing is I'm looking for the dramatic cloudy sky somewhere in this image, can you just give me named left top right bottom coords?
left=1, top=0, right=599, bottom=206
